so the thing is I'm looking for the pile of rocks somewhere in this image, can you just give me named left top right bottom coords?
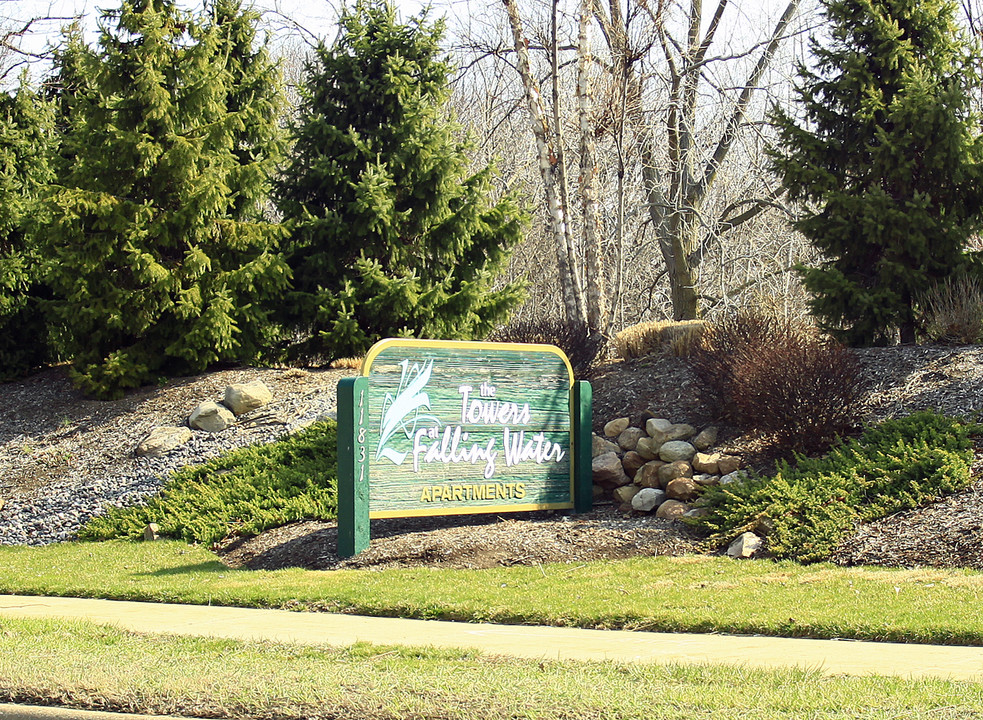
left=135, top=380, right=274, bottom=458
left=591, top=416, right=743, bottom=522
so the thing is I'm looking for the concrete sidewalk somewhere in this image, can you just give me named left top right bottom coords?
left=1, top=594, right=982, bottom=683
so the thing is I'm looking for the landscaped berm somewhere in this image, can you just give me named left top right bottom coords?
left=1, top=340, right=982, bottom=570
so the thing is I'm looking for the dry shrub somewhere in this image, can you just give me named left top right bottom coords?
left=329, top=356, right=364, bottom=370
left=919, top=276, right=983, bottom=344
left=614, top=320, right=705, bottom=360
left=688, top=310, right=864, bottom=452
left=489, top=319, right=607, bottom=378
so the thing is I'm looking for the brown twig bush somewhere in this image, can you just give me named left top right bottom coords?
left=687, top=310, right=865, bottom=452
left=489, top=319, right=607, bottom=378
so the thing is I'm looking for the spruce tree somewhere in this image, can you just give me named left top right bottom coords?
left=41, top=0, right=289, bottom=397
left=0, top=79, right=55, bottom=379
left=275, top=0, right=525, bottom=360
left=771, top=0, right=983, bottom=345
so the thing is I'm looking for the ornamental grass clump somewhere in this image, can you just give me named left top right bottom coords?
left=79, top=421, right=338, bottom=546
left=919, top=275, right=983, bottom=344
left=691, top=411, right=981, bottom=563
left=613, top=320, right=705, bottom=360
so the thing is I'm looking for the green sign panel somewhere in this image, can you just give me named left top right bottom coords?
left=337, top=338, right=593, bottom=557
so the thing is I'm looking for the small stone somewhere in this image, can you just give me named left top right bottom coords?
left=604, top=418, right=630, bottom=438
left=693, top=474, right=720, bottom=487
left=143, top=523, right=160, bottom=541
left=592, top=434, right=621, bottom=458
left=727, top=532, right=763, bottom=558
left=754, top=515, right=776, bottom=535
left=656, top=499, right=689, bottom=520
left=224, top=380, right=273, bottom=416
left=666, top=477, right=700, bottom=502
left=617, top=427, right=646, bottom=451
left=658, top=460, right=693, bottom=487
left=592, top=452, right=631, bottom=487
left=692, top=426, right=719, bottom=451
left=135, top=426, right=193, bottom=457
left=717, top=455, right=741, bottom=475
left=189, top=401, right=236, bottom=432
left=720, top=470, right=748, bottom=485
left=632, top=488, right=666, bottom=512
left=683, top=507, right=711, bottom=520
left=635, top=460, right=666, bottom=488
left=692, top=452, right=721, bottom=475
left=614, top=485, right=641, bottom=505
left=621, top=451, right=646, bottom=479
left=659, top=440, right=696, bottom=463
left=635, top=436, right=660, bottom=460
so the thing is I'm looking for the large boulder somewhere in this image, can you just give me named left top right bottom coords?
left=604, top=418, right=630, bottom=438
left=224, top=381, right=273, bottom=416
left=666, top=477, right=700, bottom=502
left=592, top=434, right=621, bottom=458
left=614, top=485, right=641, bottom=505
left=592, top=452, right=631, bottom=487
left=645, top=418, right=674, bottom=443
left=658, top=460, right=693, bottom=487
left=659, top=440, right=696, bottom=463
left=621, top=451, right=646, bottom=479
left=717, top=455, right=742, bottom=475
left=692, top=426, right=719, bottom=451
left=634, top=436, right=660, bottom=460
left=656, top=499, right=689, bottom=520
left=635, top=461, right=665, bottom=488
left=692, top=452, right=721, bottom=475
left=665, top=423, right=696, bottom=442
left=632, top=488, right=666, bottom=512
left=135, top=426, right=192, bottom=457
left=617, top=426, right=646, bottom=451
left=189, top=401, right=235, bottom=432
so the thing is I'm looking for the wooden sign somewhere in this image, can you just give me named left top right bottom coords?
left=337, top=338, right=593, bottom=557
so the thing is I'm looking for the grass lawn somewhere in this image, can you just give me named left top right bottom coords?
left=2, top=540, right=983, bottom=645
left=1, top=616, right=981, bottom=720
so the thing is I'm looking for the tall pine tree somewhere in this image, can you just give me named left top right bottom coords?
left=41, top=0, right=289, bottom=397
left=275, top=0, right=525, bottom=360
left=0, top=79, right=55, bottom=379
left=771, top=0, right=983, bottom=345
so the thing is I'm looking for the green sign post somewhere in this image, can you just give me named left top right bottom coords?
left=337, top=338, right=593, bottom=557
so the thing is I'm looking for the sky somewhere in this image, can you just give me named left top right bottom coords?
left=4, top=0, right=435, bottom=73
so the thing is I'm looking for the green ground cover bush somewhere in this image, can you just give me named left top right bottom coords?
left=693, top=411, right=981, bottom=562
left=79, top=421, right=338, bottom=545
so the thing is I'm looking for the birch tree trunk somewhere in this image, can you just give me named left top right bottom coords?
left=577, top=0, right=610, bottom=332
left=502, top=0, right=588, bottom=327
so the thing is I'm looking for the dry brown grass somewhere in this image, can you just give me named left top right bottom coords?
left=328, top=356, right=364, bottom=370
left=613, top=320, right=705, bottom=360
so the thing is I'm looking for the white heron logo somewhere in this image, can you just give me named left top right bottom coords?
left=375, top=359, right=440, bottom=465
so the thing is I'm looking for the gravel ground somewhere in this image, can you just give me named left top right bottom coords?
left=0, top=366, right=349, bottom=545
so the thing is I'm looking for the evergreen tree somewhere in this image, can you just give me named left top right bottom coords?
left=41, top=0, right=289, bottom=397
left=275, top=0, right=525, bottom=360
left=0, top=79, right=55, bottom=379
left=771, top=0, right=983, bottom=345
